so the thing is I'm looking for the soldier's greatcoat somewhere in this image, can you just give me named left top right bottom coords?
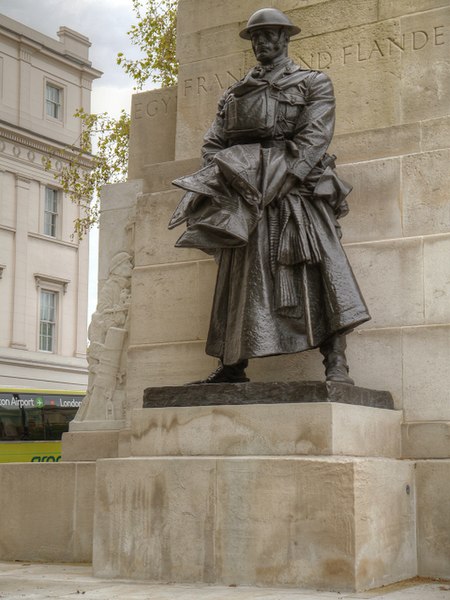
left=170, top=58, right=370, bottom=365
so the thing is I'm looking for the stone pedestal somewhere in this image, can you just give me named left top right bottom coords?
left=94, top=455, right=416, bottom=592
left=131, top=402, right=401, bottom=458
left=92, top=385, right=416, bottom=592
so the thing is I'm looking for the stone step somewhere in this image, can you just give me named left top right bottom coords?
left=93, top=455, right=416, bottom=591
left=132, top=402, right=401, bottom=458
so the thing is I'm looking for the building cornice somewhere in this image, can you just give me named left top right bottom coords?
left=0, top=121, right=95, bottom=169
left=0, top=17, right=102, bottom=80
left=0, top=351, right=88, bottom=374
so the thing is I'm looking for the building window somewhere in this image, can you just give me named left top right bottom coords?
left=44, top=187, right=58, bottom=237
left=39, top=290, right=57, bottom=352
left=45, top=83, right=62, bottom=120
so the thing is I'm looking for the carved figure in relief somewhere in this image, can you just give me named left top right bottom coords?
left=75, top=252, right=133, bottom=423
left=169, top=8, right=370, bottom=384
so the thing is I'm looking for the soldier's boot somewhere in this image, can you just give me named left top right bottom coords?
left=320, top=334, right=354, bottom=385
left=189, top=359, right=250, bottom=384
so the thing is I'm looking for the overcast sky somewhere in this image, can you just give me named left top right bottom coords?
left=1, top=0, right=148, bottom=318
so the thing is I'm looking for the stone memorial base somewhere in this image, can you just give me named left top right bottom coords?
left=133, top=384, right=399, bottom=459
left=92, top=382, right=415, bottom=592
left=1, top=382, right=450, bottom=589
left=93, top=455, right=415, bottom=591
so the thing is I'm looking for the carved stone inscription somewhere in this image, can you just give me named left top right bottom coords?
left=297, top=25, right=446, bottom=70
left=179, top=22, right=448, bottom=97
left=182, top=69, right=244, bottom=97
left=133, top=92, right=176, bottom=120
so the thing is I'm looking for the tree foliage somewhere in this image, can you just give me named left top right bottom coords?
left=43, top=109, right=130, bottom=239
left=117, top=0, right=179, bottom=89
left=45, top=0, right=178, bottom=239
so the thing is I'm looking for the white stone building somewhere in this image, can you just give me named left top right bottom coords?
left=0, top=14, right=102, bottom=390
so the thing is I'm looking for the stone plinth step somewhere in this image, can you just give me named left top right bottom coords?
left=93, top=456, right=416, bottom=592
left=143, top=381, right=394, bottom=409
left=133, top=401, right=401, bottom=459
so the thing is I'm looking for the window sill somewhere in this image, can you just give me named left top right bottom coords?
left=45, top=115, right=64, bottom=127
left=29, top=232, right=78, bottom=248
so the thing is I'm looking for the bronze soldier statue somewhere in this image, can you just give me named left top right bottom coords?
left=169, top=8, right=370, bottom=384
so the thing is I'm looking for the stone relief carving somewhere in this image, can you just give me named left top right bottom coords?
left=74, top=251, right=133, bottom=425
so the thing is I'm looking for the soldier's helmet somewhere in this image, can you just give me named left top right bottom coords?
left=239, top=8, right=301, bottom=40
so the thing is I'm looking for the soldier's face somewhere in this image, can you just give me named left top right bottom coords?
left=251, top=27, right=288, bottom=64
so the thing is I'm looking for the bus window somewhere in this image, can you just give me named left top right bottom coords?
left=0, top=390, right=84, bottom=443
left=24, top=409, right=45, bottom=441
left=43, top=407, right=75, bottom=440
left=0, top=408, right=22, bottom=440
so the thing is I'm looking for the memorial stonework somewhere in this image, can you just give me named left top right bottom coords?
left=1, top=0, right=449, bottom=593
left=111, top=0, right=450, bottom=457
left=77, top=0, right=450, bottom=588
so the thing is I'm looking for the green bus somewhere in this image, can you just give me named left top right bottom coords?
left=0, top=389, right=84, bottom=462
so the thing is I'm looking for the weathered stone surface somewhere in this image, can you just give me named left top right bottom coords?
left=424, top=234, right=450, bottom=324
left=403, top=149, right=450, bottom=236
left=354, top=460, right=417, bottom=589
left=94, top=457, right=219, bottom=583
left=400, top=7, right=450, bottom=124
left=347, top=328, right=403, bottom=409
left=330, top=123, right=421, bottom=164
left=142, top=158, right=201, bottom=193
left=177, top=0, right=266, bottom=35
left=344, top=239, right=424, bottom=328
left=289, top=0, right=378, bottom=38
left=0, top=463, right=95, bottom=563
left=178, top=23, right=247, bottom=64
left=421, top=115, right=450, bottom=152
left=402, top=422, right=450, bottom=458
left=134, top=190, right=205, bottom=267
left=128, top=87, right=177, bottom=179
left=62, top=430, right=119, bottom=461
left=338, top=158, right=402, bottom=244
left=93, top=456, right=416, bottom=591
left=379, top=0, right=450, bottom=20
left=416, top=460, right=450, bottom=578
left=403, top=325, right=450, bottom=421
left=2, top=565, right=448, bottom=600
left=131, top=402, right=401, bottom=458
left=126, top=342, right=217, bottom=414
left=143, top=381, right=394, bottom=409
left=290, top=20, right=402, bottom=135
left=118, top=428, right=132, bottom=458
left=130, top=260, right=216, bottom=345
left=177, top=0, right=324, bottom=37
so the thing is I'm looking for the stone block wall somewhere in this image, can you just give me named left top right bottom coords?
left=107, top=0, right=450, bottom=458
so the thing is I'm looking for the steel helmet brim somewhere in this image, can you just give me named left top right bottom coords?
left=239, top=24, right=301, bottom=40
left=239, top=8, right=301, bottom=40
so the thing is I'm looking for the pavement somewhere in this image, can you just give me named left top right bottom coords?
left=1, top=563, right=450, bottom=600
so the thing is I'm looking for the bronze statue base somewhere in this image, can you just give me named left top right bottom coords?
left=143, top=381, right=393, bottom=410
